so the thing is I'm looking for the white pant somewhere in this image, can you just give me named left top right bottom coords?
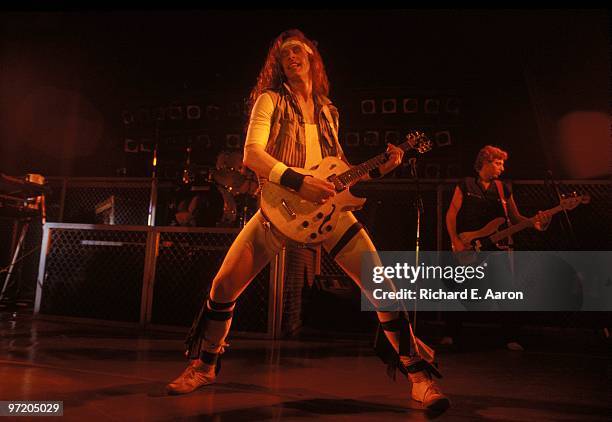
left=209, top=209, right=395, bottom=312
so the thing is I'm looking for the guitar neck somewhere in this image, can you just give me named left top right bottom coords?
left=489, top=205, right=562, bottom=243
left=336, top=139, right=414, bottom=186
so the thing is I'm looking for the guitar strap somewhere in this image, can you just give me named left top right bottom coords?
left=321, top=105, right=339, bottom=147
left=494, top=179, right=515, bottom=274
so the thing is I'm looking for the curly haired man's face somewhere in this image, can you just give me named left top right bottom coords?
left=482, top=159, right=505, bottom=179
left=280, top=40, right=311, bottom=80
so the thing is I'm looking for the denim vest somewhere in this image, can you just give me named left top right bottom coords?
left=263, top=83, right=343, bottom=169
left=456, top=177, right=512, bottom=233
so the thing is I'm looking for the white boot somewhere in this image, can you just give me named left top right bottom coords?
left=408, top=369, right=450, bottom=411
left=166, top=359, right=216, bottom=395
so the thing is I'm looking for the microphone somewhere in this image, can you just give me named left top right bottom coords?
left=408, top=157, right=417, bottom=178
left=544, top=169, right=553, bottom=183
left=543, top=169, right=556, bottom=200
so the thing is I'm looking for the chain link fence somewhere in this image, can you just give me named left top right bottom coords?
left=320, top=179, right=612, bottom=330
left=19, top=177, right=611, bottom=334
left=39, top=227, right=147, bottom=322
left=0, top=219, right=16, bottom=300
left=46, top=177, right=152, bottom=225
left=511, top=181, right=611, bottom=250
left=150, top=229, right=271, bottom=334
left=35, top=224, right=275, bottom=336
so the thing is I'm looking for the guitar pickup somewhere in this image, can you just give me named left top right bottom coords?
left=281, top=199, right=297, bottom=219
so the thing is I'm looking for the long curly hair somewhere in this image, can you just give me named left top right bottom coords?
left=248, top=29, right=330, bottom=114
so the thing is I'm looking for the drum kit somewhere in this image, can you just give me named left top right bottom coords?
left=171, top=150, right=259, bottom=228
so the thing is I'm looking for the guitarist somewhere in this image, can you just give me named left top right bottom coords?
left=444, top=145, right=550, bottom=350
left=166, top=29, right=450, bottom=411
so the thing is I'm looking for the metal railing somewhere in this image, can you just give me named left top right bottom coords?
left=35, top=223, right=281, bottom=338
left=21, top=176, right=612, bottom=334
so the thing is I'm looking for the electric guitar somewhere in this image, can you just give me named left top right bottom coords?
left=260, top=131, right=432, bottom=244
left=453, top=193, right=590, bottom=264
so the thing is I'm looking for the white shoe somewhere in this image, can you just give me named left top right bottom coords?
left=439, top=336, right=454, bottom=346
left=506, top=341, right=524, bottom=351
left=409, top=371, right=451, bottom=411
left=166, top=359, right=216, bottom=395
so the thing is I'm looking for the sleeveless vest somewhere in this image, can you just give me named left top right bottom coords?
left=263, top=83, right=344, bottom=169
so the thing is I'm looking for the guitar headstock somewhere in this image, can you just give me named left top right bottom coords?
left=560, top=192, right=591, bottom=210
left=405, top=131, right=432, bottom=154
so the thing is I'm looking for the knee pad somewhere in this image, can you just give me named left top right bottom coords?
left=378, top=314, right=442, bottom=379
left=328, top=222, right=363, bottom=259
left=184, top=296, right=236, bottom=359
left=379, top=314, right=411, bottom=356
left=204, top=297, right=236, bottom=321
left=375, top=313, right=413, bottom=379
left=380, top=316, right=408, bottom=333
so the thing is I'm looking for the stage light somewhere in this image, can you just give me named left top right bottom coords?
left=424, top=99, right=440, bottom=114
left=136, top=108, right=151, bottom=124
left=168, top=106, right=184, bottom=120
left=206, top=105, right=220, bottom=120
left=151, top=106, right=166, bottom=121
left=363, top=131, right=380, bottom=147
left=196, top=133, right=212, bottom=148
left=228, top=102, right=241, bottom=117
left=384, top=130, right=400, bottom=144
left=163, top=136, right=177, bottom=147
left=446, top=163, right=460, bottom=178
left=186, top=105, right=201, bottom=120
left=403, top=98, right=418, bottom=113
left=124, top=138, right=139, bottom=153
left=435, top=130, right=452, bottom=147
left=425, top=163, right=440, bottom=178
left=226, top=133, right=240, bottom=148
left=445, top=97, right=460, bottom=114
left=345, top=132, right=360, bottom=147
left=122, top=110, right=134, bottom=126
left=361, top=99, right=376, bottom=114
left=140, top=140, right=153, bottom=152
left=381, top=99, right=397, bottom=114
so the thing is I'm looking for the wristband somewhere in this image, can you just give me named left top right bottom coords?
left=280, top=168, right=306, bottom=191
left=269, top=162, right=288, bottom=184
left=368, top=167, right=383, bottom=179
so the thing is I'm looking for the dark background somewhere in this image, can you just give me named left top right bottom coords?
left=0, top=9, right=609, bottom=179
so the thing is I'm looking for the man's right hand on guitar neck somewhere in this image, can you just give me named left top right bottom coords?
left=298, top=176, right=336, bottom=203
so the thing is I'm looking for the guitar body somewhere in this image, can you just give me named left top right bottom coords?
left=458, top=217, right=507, bottom=251
left=455, top=217, right=507, bottom=265
left=260, top=156, right=366, bottom=244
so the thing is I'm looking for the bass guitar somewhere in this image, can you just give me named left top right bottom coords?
left=454, top=193, right=590, bottom=264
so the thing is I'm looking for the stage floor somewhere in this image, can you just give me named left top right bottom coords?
left=1, top=311, right=610, bottom=421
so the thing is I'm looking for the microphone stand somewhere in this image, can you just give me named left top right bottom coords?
left=544, top=169, right=577, bottom=248
left=409, top=157, right=424, bottom=260
left=408, top=157, right=423, bottom=330
left=147, top=121, right=160, bottom=227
